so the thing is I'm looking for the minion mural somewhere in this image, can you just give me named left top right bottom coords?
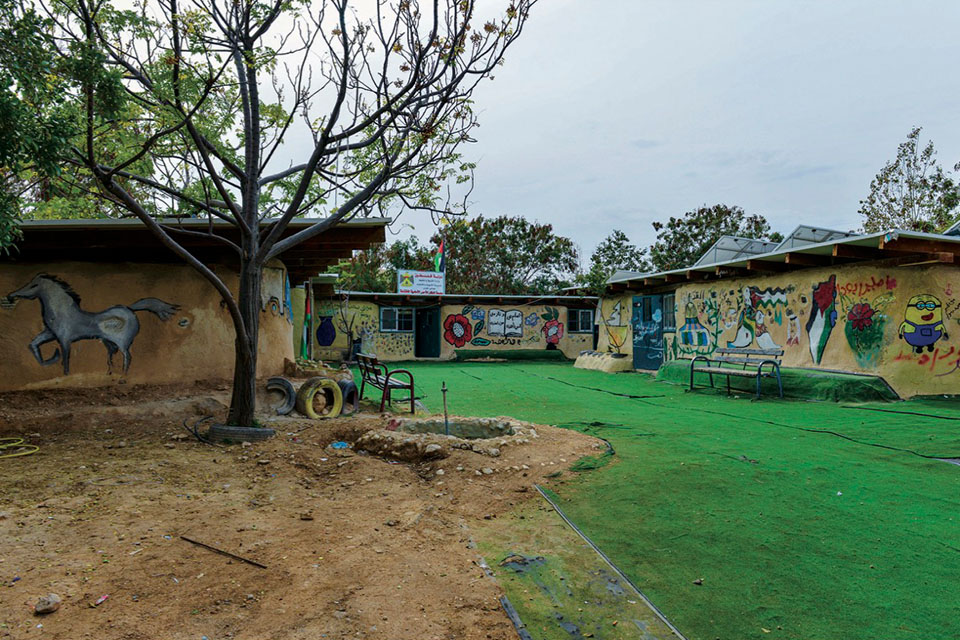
left=898, top=294, right=949, bottom=353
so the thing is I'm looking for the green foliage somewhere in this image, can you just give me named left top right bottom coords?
left=428, top=215, right=579, bottom=295
left=859, top=127, right=959, bottom=233
left=575, top=229, right=651, bottom=295
left=649, top=204, right=783, bottom=271
left=332, top=237, right=434, bottom=293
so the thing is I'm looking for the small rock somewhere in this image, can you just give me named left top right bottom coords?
left=34, top=594, right=61, bottom=615
left=487, top=448, right=500, bottom=457
left=693, top=578, right=703, bottom=585
left=116, top=441, right=127, bottom=449
left=164, top=443, right=176, bottom=449
left=241, top=441, right=252, bottom=448
left=424, top=443, right=443, bottom=455
left=384, top=520, right=398, bottom=527
left=257, top=459, right=270, bottom=466
left=300, top=512, right=314, bottom=521
left=333, top=610, right=348, bottom=619
left=435, top=469, right=445, bottom=476
left=481, top=468, right=494, bottom=475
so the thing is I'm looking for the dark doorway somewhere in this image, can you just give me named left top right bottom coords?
left=632, top=295, right=664, bottom=370
left=415, top=307, right=441, bottom=358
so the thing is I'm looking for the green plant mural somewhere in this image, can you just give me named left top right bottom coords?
left=839, top=286, right=896, bottom=369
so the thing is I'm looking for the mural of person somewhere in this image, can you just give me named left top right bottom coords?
left=899, top=294, right=949, bottom=353
left=679, top=302, right=711, bottom=347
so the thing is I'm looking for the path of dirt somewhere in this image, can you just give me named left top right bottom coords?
left=0, top=381, right=603, bottom=640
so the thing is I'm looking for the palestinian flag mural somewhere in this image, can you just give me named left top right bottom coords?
left=805, top=274, right=837, bottom=364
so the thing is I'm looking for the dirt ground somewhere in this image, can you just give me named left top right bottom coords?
left=0, top=381, right=602, bottom=640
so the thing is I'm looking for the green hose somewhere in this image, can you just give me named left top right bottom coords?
left=0, top=437, right=39, bottom=459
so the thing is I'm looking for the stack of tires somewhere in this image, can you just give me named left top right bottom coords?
left=267, top=376, right=359, bottom=419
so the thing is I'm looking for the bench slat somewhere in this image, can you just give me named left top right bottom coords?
left=709, top=357, right=781, bottom=366
left=693, top=366, right=774, bottom=377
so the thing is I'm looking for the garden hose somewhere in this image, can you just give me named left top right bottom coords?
left=0, top=437, right=39, bottom=459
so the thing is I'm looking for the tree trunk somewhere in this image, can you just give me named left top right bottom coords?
left=227, top=259, right=262, bottom=426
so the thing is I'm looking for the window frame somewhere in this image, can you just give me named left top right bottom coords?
left=568, top=308, right=595, bottom=333
left=380, top=306, right=415, bottom=332
left=662, top=293, right=676, bottom=331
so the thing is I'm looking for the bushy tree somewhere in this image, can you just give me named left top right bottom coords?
left=428, top=215, right=578, bottom=294
left=334, top=238, right=433, bottom=293
left=0, top=0, right=535, bottom=425
left=650, top=205, right=783, bottom=271
left=859, top=127, right=959, bottom=233
left=576, top=229, right=651, bottom=294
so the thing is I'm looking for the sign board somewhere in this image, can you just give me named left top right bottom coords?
left=397, top=270, right=445, bottom=295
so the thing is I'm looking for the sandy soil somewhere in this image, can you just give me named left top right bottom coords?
left=0, top=381, right=602, bottom=640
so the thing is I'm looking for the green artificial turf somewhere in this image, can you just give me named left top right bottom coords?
left=379, top=361, right=960, bottom=640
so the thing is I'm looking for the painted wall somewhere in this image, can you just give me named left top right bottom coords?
left=311, top=298, right=593, bottom=360
left=0, top=261, right=294, bottom=391
left=601, top=264, right=960, bottom=397
left=596, top=294, right=633, bottom=357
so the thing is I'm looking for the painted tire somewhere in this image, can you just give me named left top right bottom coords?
left=337, top=380, right=360, bottom=416
left=266, top=377, right=296, bottom=416
left=296, top=377, right=343, bottom=419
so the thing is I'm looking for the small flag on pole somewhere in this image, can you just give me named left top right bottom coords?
left=300, top=294, right=311, bottom=359
left=434, top=239, right=445, bottom=272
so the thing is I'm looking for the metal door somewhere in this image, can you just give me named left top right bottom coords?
left=414, top=307, right=441, bottom=358
left=632, top=295, right=664, bottom=370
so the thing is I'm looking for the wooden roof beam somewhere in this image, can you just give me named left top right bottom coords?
left=784, top=252, right=832, bottom=266
left=686, top=270, right=710, bottom=281
left=664, top=273, right=686, bottom=283
left=880, top=237, right=960, bottom=255
left=746, top=259, right=791, bottom=272
left=715, top=266, right=749, bottom=277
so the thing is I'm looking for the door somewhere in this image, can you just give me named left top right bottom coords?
left=415, top=307, right=441, bottom=358
left=632, top=295, right=664, bottom=370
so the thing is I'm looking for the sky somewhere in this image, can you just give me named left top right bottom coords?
left=392, top=0, right=960, bottom=262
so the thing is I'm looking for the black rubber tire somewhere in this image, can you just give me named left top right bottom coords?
left=206, top=424, right=276, bottom=443
left=337, top=380, right=359, bottom=416
left=266, top=377, right=296, bottom=416
left=296, top=377, right=343, bottom=419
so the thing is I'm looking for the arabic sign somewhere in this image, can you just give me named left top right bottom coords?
left=397, top=270, right=446, bottom=295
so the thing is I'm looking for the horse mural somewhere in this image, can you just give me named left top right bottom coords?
left=5, top=274, right=180, bottom=375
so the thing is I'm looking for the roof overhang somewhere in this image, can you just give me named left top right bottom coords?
left=4, top=217, right=389, bottom=283
left=333, top=290, right=598, bottom=307
left=606, top=229, right=960, bottom=294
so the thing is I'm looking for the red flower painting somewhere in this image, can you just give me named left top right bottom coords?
left=443, top=314, right=473, bottom=347
left=542, top=319, right=564, bottom=344
left=847, top=303, right=875, bottom=331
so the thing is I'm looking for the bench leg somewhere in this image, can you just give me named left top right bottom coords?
left=689, top=366, right=695, bottom=392
left=379, top=388, right=388, bottom=412
left=726, top=374, right=731, bottom=396
left=708, top=371, right=714, bottom=388
left=359, top=378, right=366, bottom=401
left=776, top=372, right=783, bottom=399
left=756, top=374, right=762, bottom=400
left=409, top=386, right=415, bottom=414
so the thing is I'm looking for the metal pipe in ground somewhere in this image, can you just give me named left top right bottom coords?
left=442, top=381, right=449, bottom=435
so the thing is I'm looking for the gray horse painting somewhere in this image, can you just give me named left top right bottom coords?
left=5, top=274, right=180, bottom=375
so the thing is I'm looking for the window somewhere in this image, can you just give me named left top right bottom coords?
left=662, top=293, right=676, bottom=330
left=568, top=308, right=594, bottom=333
left=380, top=307, right=414, bottom=332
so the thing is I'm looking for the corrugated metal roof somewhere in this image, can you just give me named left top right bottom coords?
left=773, top=225, right=858, bottom=251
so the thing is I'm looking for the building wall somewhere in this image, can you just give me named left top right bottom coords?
left=310, top=298, right=593, bottom=360
left=0, top=261, right=294, bottom=391
left=601, top=263, right=960, bottom=397
left=596, top=294, right=633, bottom=357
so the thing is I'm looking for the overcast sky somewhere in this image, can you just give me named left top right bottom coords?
left=395, top=0, right=960, bottom=261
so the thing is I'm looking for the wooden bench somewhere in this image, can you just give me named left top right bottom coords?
left=689, top=347, right=783, bottom=399
left=356, top=353, right=416, bottom=413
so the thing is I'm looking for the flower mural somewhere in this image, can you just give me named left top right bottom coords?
left=542, top=319, right=564, bottom=344
left=847, top=303, right=875, bottom=331
left=443, top=313, right=473, bottom=347
left=540, top=306, right=564, bottom=345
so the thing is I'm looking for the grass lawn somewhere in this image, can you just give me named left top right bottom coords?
left=380, top=361, right=960, bottom=640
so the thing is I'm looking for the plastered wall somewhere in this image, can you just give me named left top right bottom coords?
left=596, top=294, right=633, bottom=357
left=0, top=261, right=294, bottom=391
left=601, top=264, right=960, bottom=397
left=310, top=298, right=593, bottom=360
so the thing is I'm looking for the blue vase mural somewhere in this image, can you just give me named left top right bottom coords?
left=316, top=316, right=336, bottom=347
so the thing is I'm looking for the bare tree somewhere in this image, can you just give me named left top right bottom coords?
left=7, top=0, right=535, bottom=425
